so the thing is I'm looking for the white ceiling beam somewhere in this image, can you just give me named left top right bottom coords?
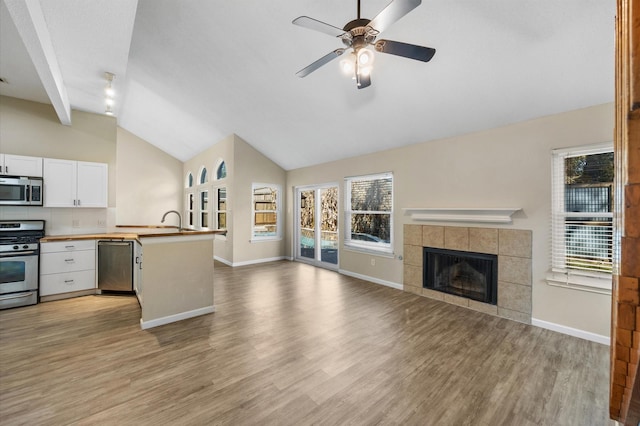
left=3, top=0, right=71, bottom=125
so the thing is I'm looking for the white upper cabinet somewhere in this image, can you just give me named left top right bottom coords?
left=0, top=154, right=43, bottom=177
left=77, top=161, right=108, bottom=208
left=43, top=158, right=108, bottom=208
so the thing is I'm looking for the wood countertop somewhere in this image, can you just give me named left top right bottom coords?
left=40, top=227, right=226, bottom=242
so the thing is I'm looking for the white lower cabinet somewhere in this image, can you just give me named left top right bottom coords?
left=40, top=240, right=96, bottom=297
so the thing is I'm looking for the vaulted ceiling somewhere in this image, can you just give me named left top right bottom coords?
left=0, top=0, right=615, bottom=170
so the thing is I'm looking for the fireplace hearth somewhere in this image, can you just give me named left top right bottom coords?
left=423, top=247, right=498, bottom=305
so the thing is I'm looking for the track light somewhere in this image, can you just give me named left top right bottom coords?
left=104, top=72, right=115, bottom=115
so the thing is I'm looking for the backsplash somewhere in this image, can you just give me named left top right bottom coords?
left=0, top=206, right=116, bottom=236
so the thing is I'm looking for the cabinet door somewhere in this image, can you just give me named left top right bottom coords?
left=2, top=154, right=43, bottom=177
left=76, top=161, right=108, bottom=208
left=43, top=158, right=77, bottom=207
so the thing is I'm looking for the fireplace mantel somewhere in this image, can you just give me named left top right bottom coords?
left=402, top=208, right=521, bottom=224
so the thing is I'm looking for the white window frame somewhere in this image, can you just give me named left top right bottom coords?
left=197, top=187, right=210, bottom=230
left=183, top=171, right=195, bottom=229
left=344, top=172, right=394, bottom=255
left=251, top=183, right=282, bottom=242
left=214, top=185, right=227, bottom=239
left=547, top=142, right=613, bottom=294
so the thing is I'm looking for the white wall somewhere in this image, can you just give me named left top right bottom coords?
left=286, top=103, right=614, bottom=337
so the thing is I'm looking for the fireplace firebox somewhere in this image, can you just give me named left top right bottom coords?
left=423, top=247, right=498, bottom=305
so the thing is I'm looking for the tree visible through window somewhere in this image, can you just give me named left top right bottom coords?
left=552, top=144, right=614, bottom=277
left=345, top=172, right=393, bottom=252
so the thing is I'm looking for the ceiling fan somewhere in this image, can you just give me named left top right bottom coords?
left=293, top=0, right=436, bottom=89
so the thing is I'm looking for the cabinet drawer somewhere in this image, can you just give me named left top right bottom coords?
left=41, top=240, right=95, bottom=253
left=40, top=270, right=95, bottom=296
left=40, top=250, right=95, bottom=274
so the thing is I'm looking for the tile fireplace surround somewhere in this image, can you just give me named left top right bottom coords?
left=403, top=225, right=532, bottom=323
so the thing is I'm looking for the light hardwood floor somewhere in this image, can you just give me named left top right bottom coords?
left=0, top=261, right=614, bottom=425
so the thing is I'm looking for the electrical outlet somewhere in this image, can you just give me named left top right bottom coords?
left=72, top=219, right=80, bottom=228
left=97, top=219, right=106, bottom=228
left=370, top=258, right=375, bottom=266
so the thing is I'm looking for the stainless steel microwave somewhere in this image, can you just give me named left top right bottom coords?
left=0, top=176, right=43, bottom=206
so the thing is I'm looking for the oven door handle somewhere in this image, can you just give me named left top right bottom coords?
left=0, top=250, right=38, bottom=258
left=0, top=292, right=34, bottom=301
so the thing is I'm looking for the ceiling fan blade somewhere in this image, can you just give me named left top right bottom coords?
left=296, top=49, right=346, bottom=78
left=368, top=0, right=421, bottom=34
left=374, top=39, right=436, bottom=62
left=292, top=16, right=346, bottom=38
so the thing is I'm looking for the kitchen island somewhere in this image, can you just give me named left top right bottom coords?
left=40, top=227, right=225, bottom=329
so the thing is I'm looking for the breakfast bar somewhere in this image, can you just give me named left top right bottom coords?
left=40, top=227, right=226, bottom=329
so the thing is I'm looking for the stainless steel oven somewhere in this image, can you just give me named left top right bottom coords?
left=0, top=220, right=45, bottom=309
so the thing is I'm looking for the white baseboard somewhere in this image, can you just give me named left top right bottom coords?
left=140, top=305, right=216, bottom=330
left=338, top=269, right=403, bottom=291
left=213, top=256, right=232, bottom=266
left=531, top=318, right=610, bottom=345
left=229, top=256, right=289, bottom=267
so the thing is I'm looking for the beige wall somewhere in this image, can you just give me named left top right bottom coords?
left=183, top=134, right=286, bottom=265
left=0, top=96, right=117, bottom=205
left=232, top=135, right=286, bottom=264
left=183, top=134, right=235, bottom=262
left=0, top=96, right=183, bottom=234
left=0, top=96, right=117, bottom=234
left=116, top=127, right=183, bottom=225
left=286, top=103, right=615, bottom=337
left=140, top=237, right=214, bottom=324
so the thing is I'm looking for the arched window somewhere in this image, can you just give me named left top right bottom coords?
left=216, top=161, right=227, bottom=180
left=199, top=167, right=208, bottom=184
left=186, top=172, right=193, bottom=188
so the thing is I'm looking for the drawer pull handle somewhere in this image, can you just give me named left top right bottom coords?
left=65, top=245, right=75, bottom=249
left=64, top=280, right=74, bottom=284
left=65, top=259, right=75, bottom=263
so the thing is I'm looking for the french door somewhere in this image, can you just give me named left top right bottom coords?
left=295, top=184, right=339, bottom=268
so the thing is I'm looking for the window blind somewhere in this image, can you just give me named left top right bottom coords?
left=551, top=143, right=614, bottom=276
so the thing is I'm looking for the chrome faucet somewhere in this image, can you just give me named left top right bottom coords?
left=161, top=210, right=182, bottom=230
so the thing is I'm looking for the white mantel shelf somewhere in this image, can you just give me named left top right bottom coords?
left=402, top=208, right=522, bottom=224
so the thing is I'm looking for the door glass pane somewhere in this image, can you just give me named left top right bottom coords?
left=320, top=187, right=338, bottom=264
left=299, top=190, right=315, bottom=259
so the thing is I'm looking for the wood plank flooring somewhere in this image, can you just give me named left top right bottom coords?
left=0, top=261, right=614, bottom=425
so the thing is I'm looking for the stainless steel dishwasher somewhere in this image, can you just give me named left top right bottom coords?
left=97, top=241, right=133, bottom=292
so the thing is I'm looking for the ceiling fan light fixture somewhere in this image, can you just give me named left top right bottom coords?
left=359, top=66, right=372, bottom=77
left=357, top=48, right=374, bottom=66
left=340, top=53, right=356, bottom=75
left=293, top=0, right=435, bottom=89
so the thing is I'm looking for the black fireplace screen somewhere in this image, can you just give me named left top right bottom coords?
left=423, top=247, right=498, bottom=305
